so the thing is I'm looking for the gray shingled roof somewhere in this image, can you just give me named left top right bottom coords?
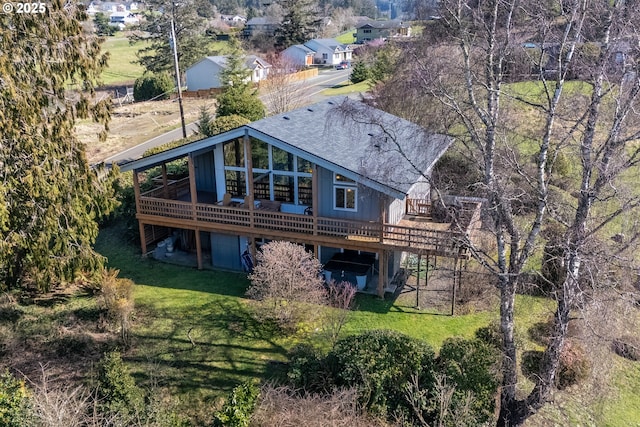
left=247, top=96, right=453, bottom=196
left=120, top=97, right=453, bottom=198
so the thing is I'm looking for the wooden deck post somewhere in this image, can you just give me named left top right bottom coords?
left=132, top=170, right=147, bottom=255
left=195, top=228, right=203, bottom=269
left=450, top=256, right=458, bottom=316
left=416, top=252, right=421, bottom=309
left=377, top=250, right=386, bottom=298
left=188, top=154, right=198, bottom=219
left=244, top=135, right=255, bottom=228
left=380, top=201, right=386, bottom=243
left=162, top=163, right=168, bottom=199
left=312, top=164, right=318, bottom=235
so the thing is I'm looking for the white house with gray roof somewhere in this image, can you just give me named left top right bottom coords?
left=119, top=97, right=480, bottom=296
left=303, top=38, right=353, bottom=66
left=185, top=55, right=271, bottom=91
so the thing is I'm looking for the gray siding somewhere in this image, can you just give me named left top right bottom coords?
left=211, top=233, right=241, bottom=270
left=317, top=166, right=381, bottom=221
left=186, top=60, right=224, bottom=90
left=194, top=150, right=216, bottom=192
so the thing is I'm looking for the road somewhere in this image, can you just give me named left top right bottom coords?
left=104, top=68, right=352, bottom=165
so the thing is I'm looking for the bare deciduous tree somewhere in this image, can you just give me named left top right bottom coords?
left=261, top=55, right=311, bottom=115
left=252, top=384, right=393, bottom=427
left=341, top=0, right=640, bottom=424
left=247, top=241, right=327, bottom=330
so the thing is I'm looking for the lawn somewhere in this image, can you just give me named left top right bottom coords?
left=100, top=36, right=146, bottom=86
left=322, top=79, right=371, bottom=96
left=335, top=29, right=356, bottom=44
left=95, top=224, right=640, bottom=425
left=95, top=225, right=495, bottom=422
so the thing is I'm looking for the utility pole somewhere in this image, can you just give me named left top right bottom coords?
left=170, top=17, right=187, bottom=139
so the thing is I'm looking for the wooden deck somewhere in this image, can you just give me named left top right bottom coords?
left=136, top=194, right=475, bottom=258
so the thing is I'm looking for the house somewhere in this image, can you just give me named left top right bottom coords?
left=185, top=55, right=271, bottom=91
left=355, top=19, right=412, bottom=44
left=242, top=16, right=280, bottom=38
left=281, top=44, right=316, bottom=68
left=221, top=14, right=247, bottom=25
left=303, top=39, right=353, bottom=66
left=119, top=97, right=482, bottom=296
left=109, top=11, right=139, bottom=29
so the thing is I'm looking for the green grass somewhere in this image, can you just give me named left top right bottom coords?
left=95, top=224, right=640, bottom=425
left=100, top=36, right=146, bottom=86
left=99, top=36, right=228, bottom=86
left=322, top=80, right=371, bottom=96
left=95, top=225, right=496, bottom=420
left=335, top=29, right=356, bottom=44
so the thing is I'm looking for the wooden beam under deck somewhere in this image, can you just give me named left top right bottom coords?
left=135, top=210, right=470, bottom=259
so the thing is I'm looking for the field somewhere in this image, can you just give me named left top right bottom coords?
left=100, top=36, right=146, bottom=86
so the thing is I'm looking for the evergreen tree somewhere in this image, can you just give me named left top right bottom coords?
left=196, top=106, right=216, bottom=137
left=129, top=0, right=211, bottom=74
left=216, top=36, right=265, bottom=121
left=350, top=61, right=371, bottom=84
left=94, top=12, right=117, bottom=36
left=0, top=0, right=117, bottom=291
left=274, top=0, right=322, bottom=50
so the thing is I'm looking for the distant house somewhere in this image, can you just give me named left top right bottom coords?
left=109, top=11, right=139, bottom=29
left=304, top=39, right=353, bottom=66
left=281, top=44, right=316, bottom=68
left=242, top=17, right=280, bottom=38
left=221, top=14, right=247, bottom=25
left=185, top=55, right=272, bottom=91
left=355, top=19, right=411, bottom=44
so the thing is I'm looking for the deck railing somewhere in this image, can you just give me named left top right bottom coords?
left=406, top=198, right=432, bottom=216
left=138, top=196, right=467, bottom=255
left=142, top=177, right=191, bottom=200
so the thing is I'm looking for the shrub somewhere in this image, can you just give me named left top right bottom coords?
left=330, top=329, right=436, bottom=418
left=247, top=241, right=326, bottom=332
left=437, top=337, right=500, bottom=425
left=99, top=269, right=135, bottom=345
left=211, top=114, right=251, bottom=135
left=287, top=344, right=334, bottom=392
left=0, top=370, right=31, bottom=427
left=96, top=350, right=143, bottom=416
left=133, top=73, right=173, bottom=102
left=556, top=341, right=591, bottom=389
left=521, top=341, right=591, bottom=390
left=475, top=322, right=503, bottom=349
left=214, top=382, right=260, bottom=427
left=613, top=335, right=640, bottom=361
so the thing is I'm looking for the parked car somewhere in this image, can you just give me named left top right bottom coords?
left=335, top=61, right=350, bottom=70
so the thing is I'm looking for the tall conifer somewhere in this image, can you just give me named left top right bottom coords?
left=0, top=0, right=116, bottom=291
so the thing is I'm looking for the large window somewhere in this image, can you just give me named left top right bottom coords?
left=225, top=171, right=246, bottom=197
left=223, top=140, right=244, bottom=167
left=272, top=146, right=294, bottom=171
left=334, top=173, right=357, bottom=211
left=222, top=138, right=313, bottom=204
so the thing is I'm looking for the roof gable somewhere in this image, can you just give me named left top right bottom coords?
left=120, top=97, right=452, bottom=199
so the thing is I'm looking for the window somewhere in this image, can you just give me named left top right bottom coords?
left=273, top=175, right=294, bottom=202
left=225, top=171, right=246, bottom=197
left=272, top=146, right=293, bottom=171
left=363, top=29, right=371, bottom=33
left=251, top=139, right=269, bottom=169
left=223, top=140, right=244, bottom=167
left=298, top=176, right=312, bottom=205
left=333, top=173, right=357, bottom=211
